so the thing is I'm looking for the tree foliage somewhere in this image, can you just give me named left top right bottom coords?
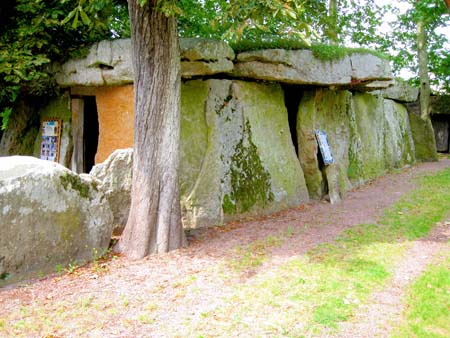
left=381, top=0, right=450, bottom=93
left=0, top=0, right=129, bottom=129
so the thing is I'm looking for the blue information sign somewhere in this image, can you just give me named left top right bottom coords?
left=314, top=129, right=334, bottom=165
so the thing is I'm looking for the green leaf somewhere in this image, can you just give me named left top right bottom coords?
left=80, top=9, right=91, bottom=26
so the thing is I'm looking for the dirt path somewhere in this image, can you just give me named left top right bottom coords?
left=1, top=159, right=449, bottom=337
left=333, top=222, right=450, bottom=338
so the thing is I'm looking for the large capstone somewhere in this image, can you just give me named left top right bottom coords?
left=54, top=38, right=235, bottom=86
left=180, top=79, right=309, bottom=228
left=0, top=156, right=113, bottom=285
left=90, top=148, right=133, bottom=235
left=232, top=49, right=392, bottom=87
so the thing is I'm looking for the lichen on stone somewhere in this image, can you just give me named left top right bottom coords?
left=223, top=119, right=274, bottom=214
left=59, top=173, right=91, bottom=199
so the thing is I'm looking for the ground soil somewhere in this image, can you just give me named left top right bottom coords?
left=1, top=159, right=449, bottom=337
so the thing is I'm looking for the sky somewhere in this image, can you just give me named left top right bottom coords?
left=374, top=0, right=450, bottom=79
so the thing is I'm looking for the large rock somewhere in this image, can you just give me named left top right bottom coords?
left=55, top=38, right=235, bottom=86
left=180, top=79, right=309, bottom=228
left=297, top=90, right=416, bottom=201
left=232, top=49, right=392, bottom=87
left=383, top=99, right=416, bottom=169
left=90, top=148, right=133, bottom=235
left=0, top=156, right=113, bottom=285
left=407, top=110, right=438, bottom=162
left=297, top=89, right=353, bottom=203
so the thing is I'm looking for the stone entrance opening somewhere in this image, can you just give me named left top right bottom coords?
left=83, top=96, right=99, bottom=172
left=70, top=94, right=99, bottom=173
left=431, top=115, right=450, bottom=153
left=282, top=84, right=303, bottom=156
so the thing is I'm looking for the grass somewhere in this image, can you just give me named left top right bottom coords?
left=191, top=168, right=450, bottom=336
left=393, top=249, right=450, bottom=338
left=231, top=37, right=388, bottom=60
left=1, top=168, right=450, bottom=337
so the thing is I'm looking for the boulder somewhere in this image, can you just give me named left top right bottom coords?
left=90, top=148, right=133, bottom=235
left=232, top=49, right=393, bottom=87
left=55, top=38, right=235, bottom=86
left=0, top=156, right=113, bottom=285
left=180, top=79, right=309, bottom=228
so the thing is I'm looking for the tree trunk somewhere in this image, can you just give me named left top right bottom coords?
left=116, top=0, right=185, bottom=258
left=417, top=18, right=431, bottom=120
left=328, top=0, right=338, bottom=44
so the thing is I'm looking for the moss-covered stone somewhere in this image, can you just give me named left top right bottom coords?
left=225, top=120, right=274, bottom=214
left=297, top=88, right=352, bottom=202
left=408, top=112, right=438, bottom=162
left=180, top=79, right=308, bottom=228
left=33, top=91, right=73, bottom=167
left=383, top=99, right=416, bottom=169
left=0, top=156, right=112, bottom=286
left=0, top=99, right=40, bottom=156
left=179, top=80, right=209, bottom=197
left=59, top=173, right=93, bottom=199
left=351, top=93, right=386, bottom=182
left=233, top=81, right=309, bottom=212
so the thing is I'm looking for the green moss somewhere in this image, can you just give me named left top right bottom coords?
left=179, top=80, right=209, bottom=197
left=231, top=38, right=388, bottom=61
left=59, top=174, right=92, bottom=199
left=223, top=120, right=274, bottom=214
left=408, top=113, right=438, bottom=162
left=222, top=194, right=235, bottom=214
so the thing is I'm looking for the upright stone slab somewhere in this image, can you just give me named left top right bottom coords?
left=297, top=89, right=352, bottom=203
left=407, top=111, right=438, bottom=162
left=0, top=156, right=113, bottom=285
left=349, top=93, right=387, bottom=183
left=383, top=99, right=416, bottom=169
left=180, top=79, right=309, bottom=228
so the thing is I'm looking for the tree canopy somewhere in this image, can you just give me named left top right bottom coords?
left=0, top=0, right=129, bottom=129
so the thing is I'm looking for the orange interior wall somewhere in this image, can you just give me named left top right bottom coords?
left=95, top=85, right=134, bottom=164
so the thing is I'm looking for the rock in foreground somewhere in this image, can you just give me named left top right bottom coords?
left=0, top=156, right=113, bottom=285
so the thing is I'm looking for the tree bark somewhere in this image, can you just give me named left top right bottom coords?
left=116, top=0, right=185, bottom=258
left=417, top=18, right=431, bottom=120
left=328, top=0, right=338, bottom=44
